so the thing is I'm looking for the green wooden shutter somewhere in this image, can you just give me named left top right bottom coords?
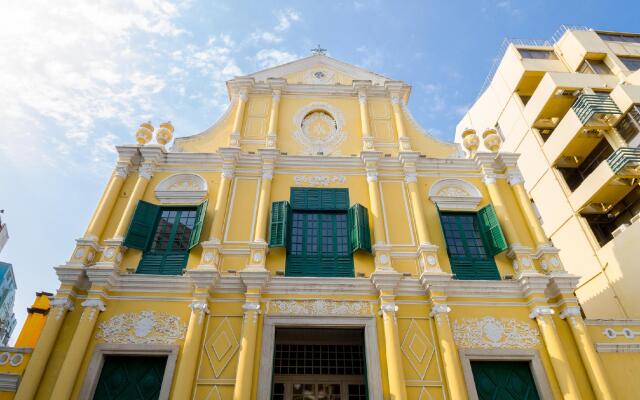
left=268, top=201, right=291, bottom=247
left=348, top=204, right=372, bottom=253
left=188, top=200, right=208, bottom=250
left=137, top=253, right=189, bottom=275
left=478, top=204, right=508, bottom=255
left=123, top=201, right=160, bottom=250
left=290, top=188, right=349, bottom=211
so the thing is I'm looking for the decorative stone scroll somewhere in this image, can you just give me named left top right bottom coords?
left=294, top=175, right=346, bottom=187
left=453, top=316, right=540, bottom=349
left=95, top=311, right=186, bottom=344
left=268, top=299, right=373, bottom=317
left=428, top=178, right=482, bottom=210
left=155, top=173, right=208, bottom=204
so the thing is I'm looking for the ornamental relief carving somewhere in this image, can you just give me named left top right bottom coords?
left=453, top=316, right=540, bottom=349
left=95, top=311, right=186, bottom=344
left=294, top=175, right=346, bottom=187
left=268, top=299, right=373, bottom=317
left=155, top=173, right=208, bottom=204
left=293, top=102, right=346, bottom=155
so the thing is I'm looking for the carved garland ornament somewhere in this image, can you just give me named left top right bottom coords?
left=95, top=311, right=186, bottom=344
left=453, top=316, right=540, bottom=349
left=268, top=299, right=372, bottom=316
left=293, top=102, right=346, bottom=155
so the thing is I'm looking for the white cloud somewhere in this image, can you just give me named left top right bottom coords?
left=255, top=49, right=299, bottom=69
left=274, top=8, right=300, bottom=32
left=249, top=30, right=283, bottom=44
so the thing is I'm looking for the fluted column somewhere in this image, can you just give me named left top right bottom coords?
left=358, top=89, right=374, bottom=150
left=15, top=298, right=74, bottom=400
left=560, top=307, right=614, bottom=400
left=506, top=169, right=548, bottom=246
left=230, top=89, right=248, bottom=147
left=389, top=92, right=411, bottom=151
left=380, top=295, right=407, bottom=400
left=172, top=299, right=210, bottom=400
left=400, top=153, right=443, bottom=274
left=530, top=306, right=582, bottom=400
left=266, top=90, right=281, bottom=148
left=84, top=165, right=129, bottom=241
left=113, top=163, right=154, bottom=240
left=50, top=299, right=106, bottom=400
left=431, top=304, right=468, bottom=400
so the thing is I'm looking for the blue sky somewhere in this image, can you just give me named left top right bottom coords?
left=1, top=0, right=639, bottom=342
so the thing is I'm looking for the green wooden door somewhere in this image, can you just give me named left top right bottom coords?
left=439, top=213, right=500, bottom=280
left=94, top=355, right=167, bottom=400
left=471, top=361, right=540, bottom=400
left=286, top=211, right=354, bottom=277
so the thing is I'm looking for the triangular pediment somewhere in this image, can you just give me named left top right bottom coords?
left=248, top=54, right=391, bottom=85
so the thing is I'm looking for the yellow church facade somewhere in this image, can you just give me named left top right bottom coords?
left=3, top=52, right=640, bottom=399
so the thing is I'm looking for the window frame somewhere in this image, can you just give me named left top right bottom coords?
left=79, top=344, right=179, bottom=400
left=438, top=210, right=501, bottom=280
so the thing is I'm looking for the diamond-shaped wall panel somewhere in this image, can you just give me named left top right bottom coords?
left=401, top=319, right=435, bottom=380
left=205, top=317, right=240, bottom=378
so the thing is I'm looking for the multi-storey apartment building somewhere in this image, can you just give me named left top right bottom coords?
left=1, top=51, right=639, bottom=399
left=0, top=262, right=17, bottom=345
left=457, top=26, right=640, bottom=319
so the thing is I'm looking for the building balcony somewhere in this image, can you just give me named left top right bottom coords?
left=544, top=93, right=622, bottom=165
left=523, top=72, right=619, bottom=130
left=568, top=147, right=640, bottom=213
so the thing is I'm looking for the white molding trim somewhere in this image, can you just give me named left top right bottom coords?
left=257, top=316, right=382, bottom=400
left=79, top=344, right=179, bottom=400
left=596, top=343, right=640, bottom=352
left=459, top=348, right=553, bottom=400
left=428, top=178, right=482, bottom=210
left=154, top=173, right=208, bottom=204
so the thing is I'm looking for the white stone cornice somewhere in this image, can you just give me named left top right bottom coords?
left=546, top=272, right=580, bottom=298
left=139, top=144, right=166, bottom=163
left=54, top=265, right=88, bottom=287
left=266, top=77, right=287, bottom=91
left=517, top=272, right=549, bottom=297
left=186, top=267, right=220, bottom=291
left=240, top=269, right=270, bottom=291
left=371, top=270, right=402, bottom=293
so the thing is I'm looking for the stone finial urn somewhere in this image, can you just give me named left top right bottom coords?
left=462, top=128, right=479, bottom=156
left=482, top=128, right=502, bottom=152
left=135, top=122, right=154, bottom=145
left=156, top=121, right=174, bottom=145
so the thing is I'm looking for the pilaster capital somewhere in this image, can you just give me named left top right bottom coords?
left=506, top=170, right=524, bottom=186
left=429, top=303, right=451, bottom=317
left=50, top=297, right=75, bottom=320
left=529, top=306, right=554, bottom=319
left=114, top=165, right=129, bottom=178
left=219, top=147, right=240, bottom=178
left=559, top=306, right=582, bottom=320
left=189, top=300, right=210, bottom=315
left=385, top=81, right=409, bottom=104
left=242, top=301, right=261, bottom=312
left=81, top=298, right=106, bottom=311
left=517, top=272, right=549, bottom=297
left=380, top=303, right=398, bottom=314
left=228, top=77, right=255, bottom=100
left=138, top=163, right=155, bottom=180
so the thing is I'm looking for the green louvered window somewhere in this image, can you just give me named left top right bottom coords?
left=438, top=206, right=506, bottom=280
left=124, top=200, right=208, bottom=275
left=268, top=188, right=371, bottom=277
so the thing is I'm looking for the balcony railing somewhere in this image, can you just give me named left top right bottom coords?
left=572, top=93, right=621, bottom=124
left=607, top=147, right=640, bottom=173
